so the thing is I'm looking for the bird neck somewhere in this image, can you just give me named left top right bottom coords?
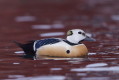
left=66, top=36, right=80, bottom=44
left=63, top=40, right=78, bottom=45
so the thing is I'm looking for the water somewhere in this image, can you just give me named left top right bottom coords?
left=39, top=32, right=65, bottom=37
left=15, top=16, right=36, bottom=22
left=32, top=23, right=64, bottom=30
left=7, top=75, right=65, bottom=80
left=1, top=0, right=119, bottom=80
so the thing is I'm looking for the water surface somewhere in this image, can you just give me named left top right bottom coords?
left=0, top=0, right=119, bottom=80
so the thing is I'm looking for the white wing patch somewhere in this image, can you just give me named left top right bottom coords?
left=33, top=40, right=38, bottom=51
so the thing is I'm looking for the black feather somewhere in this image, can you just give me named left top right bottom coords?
left=63, top=40, right=78, bottom=45
left=14, top=41, right=36, bottom=58
left=34, top=38, right=61, bottom=50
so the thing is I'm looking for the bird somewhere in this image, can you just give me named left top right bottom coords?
left=15, top=29, right=95, bottom=60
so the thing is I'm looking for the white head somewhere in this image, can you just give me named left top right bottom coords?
left=66, top=29, right=95, bottom=44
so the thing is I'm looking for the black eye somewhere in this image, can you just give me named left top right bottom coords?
left=78, top=32, right=82, bottom=34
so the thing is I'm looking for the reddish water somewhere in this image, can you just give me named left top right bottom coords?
left=1, top=0, right=119, bottom=80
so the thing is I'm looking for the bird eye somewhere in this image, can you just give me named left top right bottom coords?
left=78, top=32, right=82, bottom=34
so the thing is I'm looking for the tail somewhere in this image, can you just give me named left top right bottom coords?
left=13, top=41, right=36, bottom=58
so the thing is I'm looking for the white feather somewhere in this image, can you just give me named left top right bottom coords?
left=67, top=29, right=86, bottom=44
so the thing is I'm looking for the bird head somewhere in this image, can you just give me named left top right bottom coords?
left=66, top=29, right=95, bottom=44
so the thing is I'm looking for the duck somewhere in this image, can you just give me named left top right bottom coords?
left=15, top=29, right=95, bottom=60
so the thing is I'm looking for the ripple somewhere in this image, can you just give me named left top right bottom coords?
left=86, top=63, right=108, bottom=68
left=8, top=75, right=24, bottom=79
left=114, top=53, right=119, bottom=54
left=88, top=53, right=97, bottom=55
left=71, top=66, right=119, bottom=72
left=40, top=32, right=65, bottom=37
left=32, top=23, right=64, bottom=30
left=15, top=16, right=36, bottom=22
left=13, top=63, right=20, bottom=65
left=111, top=15, right=119, bottom=21
left=32, top=25, right=52, bottom=29
left=10, top=76, right=65, bottom=80
left=81, top=77, right=110, bottom=80
left=50, top=68, right=62, bottom=71
left=77, top=73, right=87, bottom=76
left=14, top=51, right=24, bottom=54
left=52, top=23, right=64, bottom=29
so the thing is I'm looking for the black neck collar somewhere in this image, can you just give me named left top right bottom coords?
left=63, top=40, right=82, bottom=45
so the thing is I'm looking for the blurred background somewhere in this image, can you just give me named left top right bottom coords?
left=0, top=0, right=119, bottom=80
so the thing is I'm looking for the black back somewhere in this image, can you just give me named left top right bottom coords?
left=34, top=38, right=61, bottom=51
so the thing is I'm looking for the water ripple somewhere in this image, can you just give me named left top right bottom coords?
left=86, top=63, right=108, bottom=68
left=71, top=66, right=119, bottom=72
left=40, top=32, right=65, bottom=37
